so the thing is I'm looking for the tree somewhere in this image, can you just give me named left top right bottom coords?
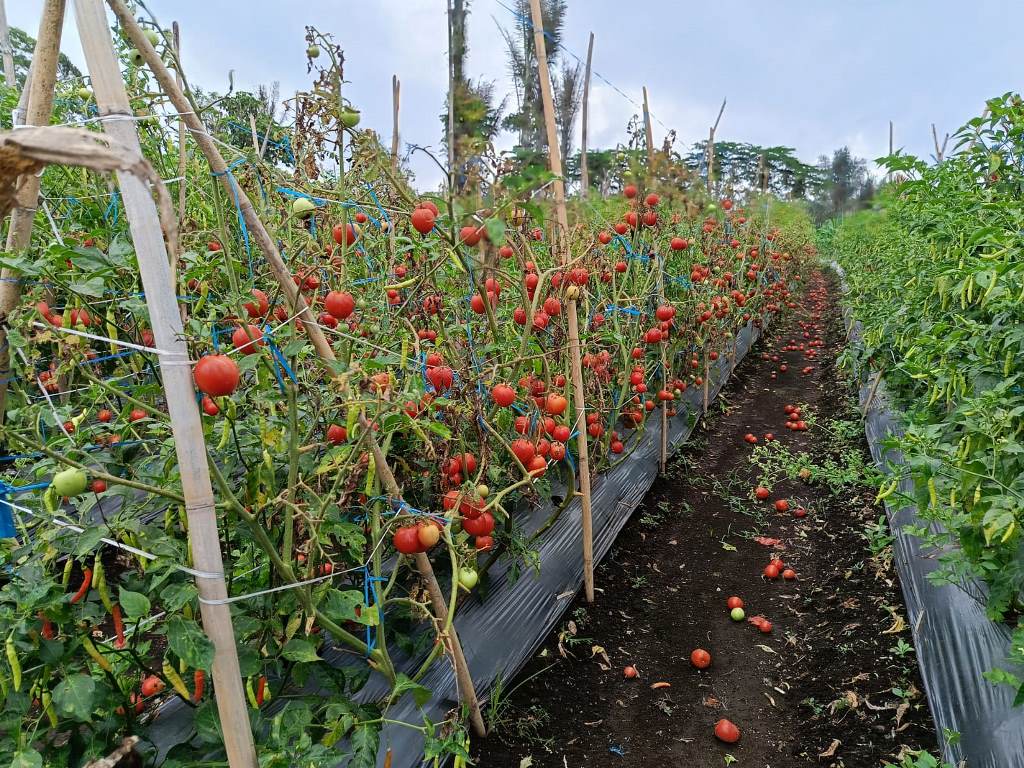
left=442, top=0, right=506, bottom=189
left=500, top=0, right=581, bottom=157
left=808, top=146, right=874, bottom=222
left=682, top=141, right=822, bottom=199
left=9, top=26, right=81, bottom=88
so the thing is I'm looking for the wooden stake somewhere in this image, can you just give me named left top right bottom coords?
left=172, top=22, right=186, bottom=226
left=706, top=98, right=726, bottom=195
left=105, top=0, right=336, bottom=369
left=579, top=32, right=593, bottom=198
left=528, top=0, right=594, bottom=602
left=391, top=74, right=400, bottom=169
left=359, top=418, right=486, bottom=737
left=642, top=86, right=655, bottom=169
left=446, top=0, right=456, bottom=191
left=643, top=85, right=668, bottom=472
left=0, top=0, right=66, bottom=426
left=931, top=123, right=948, bottom=163
left=73, top=3, right=257, bottom=767
left=0, top=0, right=15, bottom=87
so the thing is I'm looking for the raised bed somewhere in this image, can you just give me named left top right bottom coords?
left=833, top=262, right=1024, bottom=768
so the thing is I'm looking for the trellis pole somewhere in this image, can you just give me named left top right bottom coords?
left=579, top=32, right=593, bottom=198
left=0, top=0, right=66, bottom=426
left=391, top=74, right=400, bottom=169
left=0, top=0, right=15, bottom=87
left=103, top=0, right=485, bottom=738
left=643, top=86, right=669, bottom=474
left=73, top=2, right=257, bottom=766
left=528, top=0, right=595, bottom=603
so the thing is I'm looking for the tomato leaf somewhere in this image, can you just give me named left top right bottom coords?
left=10, top=750, right=43, bottom=768
left=348, top=722, right=380, bottom=768
left=392, top=673, right=431, bottom=707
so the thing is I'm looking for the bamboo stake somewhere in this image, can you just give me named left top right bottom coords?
left=173, top=22, right=186, bottom=226
left=642, top=86, right=655, bottom=169
left=528, top=0, right=594, bottom=603
left=0, top=0, right=15, bottom=87
left=105, top=0, right=336, bottom=368
left=0, top=0, right=66, bottom=426
left=643, top=86, right=669, bottom=473
left=579, top=32, right=593, bottom=198
left=359, top=418, right=486, bottom=737
left=446, top=0, right=456, bottom=192
left=706, top=98, right=726, bottom=195
left=73, top=3, right=256, bottom=766
left=391, top=74, right=400, bottom=169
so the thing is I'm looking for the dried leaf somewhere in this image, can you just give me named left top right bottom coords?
left=819, top=739, right=840, bottom=758
left=721, top=542, right=737, bottom=551
left=763, top=691, right=776, bottom=707
left=756, top=644, right=777, bottom=654
left=650, top=682, right=671, bottom=689
left=882, top=611, right=907, bottom=634
left=702, top=695, right=721, bottom=708
left=895, top=701, right=910, bottom=726
left=590, top=645, right=610, bottom=666
left=519, top=758, right=533, bottom=768
left=754, top=536, right=783, bottom=547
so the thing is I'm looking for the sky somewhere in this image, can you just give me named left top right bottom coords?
left=8, top=1, right=1023, bottom=190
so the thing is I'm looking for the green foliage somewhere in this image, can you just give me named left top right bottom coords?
left=828, top=93, right=1024, bottom=705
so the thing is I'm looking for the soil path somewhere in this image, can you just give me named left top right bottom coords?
left=474, top=269, right=935, bottom=768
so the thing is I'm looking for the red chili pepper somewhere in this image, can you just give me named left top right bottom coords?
left=192, top=669, right=205, bottom=703
left=255, top=675, right=266, bottom=707
left=111, top=604, right=126, bottom=649
left=39, top=612, right=55, bottom=640
left=70, top=568, right=92, bottom=604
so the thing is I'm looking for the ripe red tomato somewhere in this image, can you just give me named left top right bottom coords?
left=690, top=648, right=711, bottom=669
left=460, top=225, right=483, bottom=246
left=754, top=486, right=771, bottom=501
left=782, top=568, right=797, bottom=580
left=491, top=383, right=516, bottom=407
left=325, top=291, right=355, bottom=319
left=202, top=396, right=220, bottom=416
left=97, top=409, right=113, bottom=423
left=332, top=222, right=359, bottom=245
left=726, top=596, right=743, bottom=610
left=623, top=184, right=638, bottom=199
left=393, top=525, right=423, bottom=554
left=141, top=675, right=165, bottom=698
left=763, top=564, right=780, bottom=579
left=498, top=244, right=514, bottom=259
left=91, top=479, right=107, bottom=493
left=463, top=512, right=494, bottom=537
left=670, top=236, right=688, bottom=251
left=474, top=535, right=494, bottom=551
left=623, top=665, right=638, bottom=678
left=545, top=393, right=568, bottom=416
left=645, top=193, right=660, bottom=207
left=244, top=289, right=269, bottom=318
left=774, top=499, right=789, bottom=513
left=714, top=719, right=740, bottom=743
left=231, top=324, right=265, bottom=354
left=193, top=355, right=240, bottom=397
left=410, top=207, right=435, bottom=234
left=326, top=424, right=347, bottom=445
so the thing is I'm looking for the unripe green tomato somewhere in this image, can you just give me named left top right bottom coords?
left=458, top=568, right=479, bottom=590
left=730, top=607, right=745, bottom=622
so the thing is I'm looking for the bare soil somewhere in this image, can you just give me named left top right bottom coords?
left=474, top=269, right=934, bottom=768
